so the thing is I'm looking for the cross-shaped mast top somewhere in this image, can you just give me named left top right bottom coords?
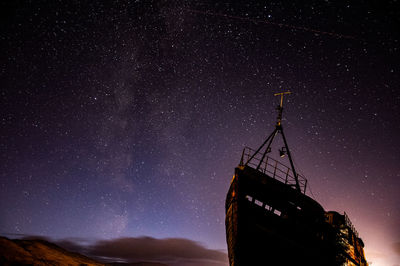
left=274, top=91, right=291, bottom=126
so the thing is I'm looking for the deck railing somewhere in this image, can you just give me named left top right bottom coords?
left=240, top=146, right=307, bottom=194
left=344, top=212, right=359, bottom=238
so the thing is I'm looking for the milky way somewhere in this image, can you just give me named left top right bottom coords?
left=1, top=1, right=399, bottom=265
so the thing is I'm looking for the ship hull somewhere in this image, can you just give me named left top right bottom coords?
left=225, top=166, right=338, bottom=266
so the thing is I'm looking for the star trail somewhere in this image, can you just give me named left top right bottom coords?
left=1, top=1, right=399, bottom=265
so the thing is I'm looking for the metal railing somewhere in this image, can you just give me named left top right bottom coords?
left=240, top=146, right=308, bottom=194
left=344, top=212, right=359, bottom=238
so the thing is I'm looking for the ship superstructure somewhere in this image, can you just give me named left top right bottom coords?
left=225, top=92, right=368, bottom=266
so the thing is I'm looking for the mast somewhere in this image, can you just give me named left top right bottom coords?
left=245, top=92, right=301, bottom=192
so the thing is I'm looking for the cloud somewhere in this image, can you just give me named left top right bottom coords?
left=87, top=237, right=228, bottom=266
left=17, top=235, right=228, bottom=266
left=54, top=239, right=87, bottom=253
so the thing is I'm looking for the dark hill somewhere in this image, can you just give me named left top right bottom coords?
left=0, top=236, right=103, bottom=265
left=0, top=236, right=168, bottom=266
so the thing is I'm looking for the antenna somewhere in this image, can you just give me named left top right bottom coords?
left=245, top=91, right=301, bottom=192
left=274, top=91, right=291, bottom=126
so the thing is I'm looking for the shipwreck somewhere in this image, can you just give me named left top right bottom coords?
left=225, top=92, right=368, bottom=266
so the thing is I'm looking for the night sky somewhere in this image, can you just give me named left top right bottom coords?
left=1, top=1, right=399, bottom=265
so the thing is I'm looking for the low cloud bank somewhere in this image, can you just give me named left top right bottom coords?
left=22, top=235, right=228, bottom=266
left=88, top=237, right=228, bottom=266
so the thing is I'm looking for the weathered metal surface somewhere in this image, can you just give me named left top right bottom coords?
left=225, top=165, right=368, bottom=266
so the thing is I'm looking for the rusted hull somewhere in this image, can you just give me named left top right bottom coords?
left=226, top=166, right=339, bottom=266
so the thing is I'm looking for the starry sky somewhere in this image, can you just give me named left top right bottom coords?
left=1, top=1, right=399, bottom=265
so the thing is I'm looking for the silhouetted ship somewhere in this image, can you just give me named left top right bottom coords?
left=225, top=92, right=368, bottom=266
